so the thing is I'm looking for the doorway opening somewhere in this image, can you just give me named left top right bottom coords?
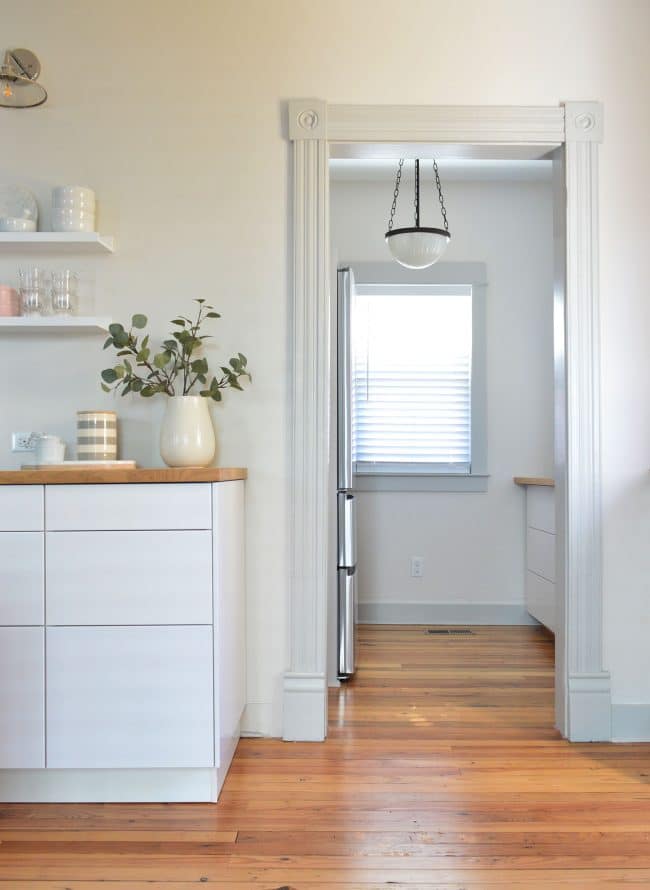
left=284, top=102, right=610, bottom=745
left=328, top=150, right=557, bottom=735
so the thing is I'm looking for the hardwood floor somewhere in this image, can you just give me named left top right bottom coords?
left=2, top=624, right=650, bottom=888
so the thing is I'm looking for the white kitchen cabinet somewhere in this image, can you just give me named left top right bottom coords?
left=0, top=532, right=44, bottom=625
left=0, top=628, right=45, bottom=768
left=0, top=485, right=43, bottom=531
left=46, top=530, right=213, bottom=625
left=47, top=625, right=214, bottom=769
left=46, top=482, right=212, bottom=531
left=519, top=482, right=556, bottom=632
left=0, top=475, right=246, bottom=803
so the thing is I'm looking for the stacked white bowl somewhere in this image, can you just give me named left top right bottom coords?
left=51, top=186, right=96, bottom=232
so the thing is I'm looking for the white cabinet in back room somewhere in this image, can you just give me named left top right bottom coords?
left=518, top=482, right=556, bottom=632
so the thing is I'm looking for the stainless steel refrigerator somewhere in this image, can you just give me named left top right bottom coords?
left=337, top=267, right=357, bottom=680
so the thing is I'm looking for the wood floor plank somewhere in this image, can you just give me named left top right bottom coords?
left=1, top=624, right=650, bottom=886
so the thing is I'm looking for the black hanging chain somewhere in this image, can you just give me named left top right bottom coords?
left=387, top=158, right=404, bottom=231
left=414, top=158, right=420, bottom=227
left=433, top=159, right=449, bottom=233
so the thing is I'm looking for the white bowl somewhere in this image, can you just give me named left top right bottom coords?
left=0, top=217, right=37, bottom=232
left=52, top=186, right=95, bottom=209
left=51, top=207, right=96, bottom=233
left=0, top=185, right=38, bottom=221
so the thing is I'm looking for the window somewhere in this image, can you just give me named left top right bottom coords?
left=349, top=263, right=487, bottom=492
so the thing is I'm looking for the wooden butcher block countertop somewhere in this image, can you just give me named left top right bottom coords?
left=513, top=476, right=555, bottom=487
left=0, top=467, right=247, bottom=485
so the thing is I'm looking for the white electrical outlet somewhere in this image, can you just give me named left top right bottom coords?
left=11, top=432, right=37, bottom=452
left=410, top=556, right=424, bottom=578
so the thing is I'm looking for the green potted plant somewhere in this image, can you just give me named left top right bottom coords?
left=101, top=300, right=250, bottom=467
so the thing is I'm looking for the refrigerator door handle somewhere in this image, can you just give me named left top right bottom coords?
left=337, top=492, right=357, bottom=569
left=338, top=569, right=356, bottom=679
left=337, top=267, right=354, bottom=491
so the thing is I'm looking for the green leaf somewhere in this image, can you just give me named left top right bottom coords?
left=140, top=385, right=155, bottom=397
left=100, top=382, right=111, bottom=392
left=191, top=357, right=208, bottom=374
left=102, top=336, right=113, bottom=350
left=171, top=318, right=186, bottom=326
left=206, top=311, right=221, bottom=319
left=131, top=313, right=147, bottom=329
left=124, top=358, right=133, bottom=374
left=136, top=347, right=150, bottom=363
left=163, top=339, right=178, bottom=351
left=195, top=298, right=205, bottom=304
left=114, top=365, right=126, bottom=378
left=101, top=368, right=118, bottom=383
left=108, top=323, right=125, bottom=338
left=153, top=352, right=169, bottom=369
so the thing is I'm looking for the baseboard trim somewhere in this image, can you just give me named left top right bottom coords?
left=611, top=704, right=650, bottom=742
left=0, top=768, right=220, bottom=803
left=282, top=672, right=327, bottom=741
left=567, top=672, right=612, bottom=741
left=358, top=602, right=539, bottom=626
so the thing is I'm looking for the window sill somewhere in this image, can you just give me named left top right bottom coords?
left=354, top=474, right=490, bottom=493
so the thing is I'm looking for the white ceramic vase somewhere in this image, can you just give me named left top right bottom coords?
left=159, top=395, right=216, bottom=468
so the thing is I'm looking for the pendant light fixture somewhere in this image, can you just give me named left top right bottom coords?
left=0, top=49, right=47, bottom=108
left=385, top=158, right=450, bottom=269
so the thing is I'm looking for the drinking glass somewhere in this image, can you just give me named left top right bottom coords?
left=51, top=270, right=77, bottom=315
left=18, top=266, right=48, bottom=316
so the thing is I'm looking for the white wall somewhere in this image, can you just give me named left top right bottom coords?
left=1, top=0, right=649, bottom=731
left=331, top=177, right=554, bottom=617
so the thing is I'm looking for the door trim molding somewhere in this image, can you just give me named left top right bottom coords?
left=284, top=99, right=609, bottom=742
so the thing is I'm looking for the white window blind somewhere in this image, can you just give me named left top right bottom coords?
left=352, top=285, right=472, bottom=474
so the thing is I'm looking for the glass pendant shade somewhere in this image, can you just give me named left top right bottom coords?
left=385, top=226, right=450, bottom=269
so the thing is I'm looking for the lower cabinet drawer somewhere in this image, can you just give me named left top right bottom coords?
left=526, top=570, right=556, bottom=632
left=0, top=627, right=45, bottom=768
left=46, top=626, right=214, bottom=769
left=46, top=530, right=212, bottom=625
left=526, top=527, right=556, bottom=583
left=0, top=532, right=44, bottom=625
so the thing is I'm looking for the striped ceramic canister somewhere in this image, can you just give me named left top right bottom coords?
left=76, top=410, right=117, bottom=461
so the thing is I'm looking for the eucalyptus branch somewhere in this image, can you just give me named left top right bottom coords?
left=100, top=300, right=251, bottom=402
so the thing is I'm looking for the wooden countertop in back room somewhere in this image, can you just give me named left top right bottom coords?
left=0, top=467, right=247, bottom=485
left=513, top=476, right=555, bottom=487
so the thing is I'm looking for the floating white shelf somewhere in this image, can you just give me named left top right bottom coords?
left=0, top=233, right=115, bottom=253
left=0, top=316, right=111, bottom=333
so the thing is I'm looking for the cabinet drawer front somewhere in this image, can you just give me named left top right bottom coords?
left=47, top=530, right=212, bottom=625
left=47, top=626, right=214, bottom=769
left=0, top=533, right=44, bottom=625
left=527, top=527, right=556, bottom=583
left=0, top=486, right=43, bottom=531
left=527, top=486, right=556, bottom=534
left=46, top=483, right=212, bottom=531
left=526, top=570, right=556, bottom=632
left=0, top=627, right=45, bottom=768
